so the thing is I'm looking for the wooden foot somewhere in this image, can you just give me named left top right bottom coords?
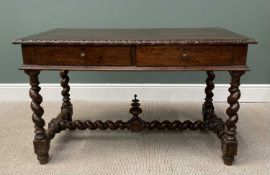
left=222, top=71, right=245, bottom=166
left=33, top=138, right=50, bottom=164
left=222, top=138, right=237, bottom=165
left=25, top=70, right=50, bottom=164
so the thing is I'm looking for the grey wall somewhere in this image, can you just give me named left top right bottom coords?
left=0, top=0, right=269, bottom=84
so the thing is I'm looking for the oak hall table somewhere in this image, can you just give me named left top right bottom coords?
left=13, top=28, right=257, bottom=165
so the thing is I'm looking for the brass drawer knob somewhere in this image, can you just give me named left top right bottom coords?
left=182, top=53, right=189, bottom=60
left=80, top=52, right=86, bottom=57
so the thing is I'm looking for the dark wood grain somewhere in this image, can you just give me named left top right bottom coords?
left=24, top=70, right=50, bottom=165
left=136, top=45, right=247, bottom=66
left=13, top=28, right=257, bottom=45
left=22, top=45, right=131, bottom=66
left=20, top=65, right=250, bottom=71
left=18, top=28, right=252, bottom=70
left=60, top=70, right=73, bottom=121
left=15, top=28, right=257, bottom=166
left=222, top=71, right=245, bottom=166
left=128, top=95, right=144, bottom=132
left=47, top=70, right=73, bottom=140
left=59, top=95, right=207, bottom=131
left=202, top=71, right=215, bottom=122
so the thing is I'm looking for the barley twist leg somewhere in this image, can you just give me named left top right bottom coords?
left=25, top=70, right=50, bottom=164
left=222, top=71, right=245, bottom=165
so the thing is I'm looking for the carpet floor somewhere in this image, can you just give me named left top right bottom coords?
left=0, top=101, right=270, bottom=175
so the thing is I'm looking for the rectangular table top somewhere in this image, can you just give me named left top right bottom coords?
left=13, top=28, right=257, bottom=46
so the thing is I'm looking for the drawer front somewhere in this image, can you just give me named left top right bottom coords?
left=22, top=46, right=131, bottom=66
left=136, top=45, right=246, bottom=66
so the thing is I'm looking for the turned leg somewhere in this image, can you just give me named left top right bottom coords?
left=60, top=70, right=73, bottom=121
left=222, top=71, right=245, bottom=165
left=25, top=70, right=50, bottom=165
left=202, top=71, right=215, bottom=123
left=47, top=70, right=73, bottom=139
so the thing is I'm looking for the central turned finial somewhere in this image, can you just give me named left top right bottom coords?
left=129, top=94, right=144, bottom=132
left=129, top=94, right=142, bottom=116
